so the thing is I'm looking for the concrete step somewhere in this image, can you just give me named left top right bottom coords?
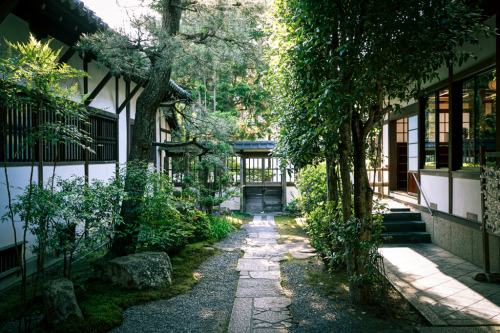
left=389, top=207, right=411, bottom=212
left=382, top=232, right=431, bottom=244
left=382, top=212, right=422, bottom=222
left=382, top=220, right=427, bottom=233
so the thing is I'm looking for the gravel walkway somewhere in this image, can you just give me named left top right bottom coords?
left=110, top=229, right=247, bottom=333
left=281, top=257, right=421, bottom=333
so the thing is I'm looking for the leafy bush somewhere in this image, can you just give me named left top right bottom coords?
left=208, top=209, right=235, bottom=240
left=284, top=198, right=301, bottom=216
left=295, top=164, right=327, bottom=214
left=305, top=198, right=386, bottom=288
left=305, top=201, right=345, bottom=270
left=9, top=175, right=124, bottom=279
left=186, top=209, right=212, bottom=241
left=136, top=170, right=195, bottom=254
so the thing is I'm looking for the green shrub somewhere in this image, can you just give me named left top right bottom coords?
left=284, top=198, right=301, bottom=215
left=136, top=170, right=194, bottom=254
left=208, top=209, right=235, bottom=240
left=305, top=201, right=345, bottom=270
left=186, top=209, right=212, bottom=241
left=295, top=163, right=327, bottom=214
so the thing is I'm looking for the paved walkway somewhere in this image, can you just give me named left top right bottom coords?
left=227, top=214, right=315, bottom=333
left=381, top=243, right=500, bottom=327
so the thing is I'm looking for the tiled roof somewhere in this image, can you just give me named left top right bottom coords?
left=60, top=0, right=108, bottom=30
left=231, top=141, right=275, bottom=151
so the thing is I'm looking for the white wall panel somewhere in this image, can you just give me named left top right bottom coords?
left=420, top=175, right=449, bottom=211
left=453, top=178, right=481, bottom=221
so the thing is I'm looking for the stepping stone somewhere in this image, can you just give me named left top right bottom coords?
left=249, top=271, right=282, bottom=280
left=237, top=259, right=278, bottom=271
left=254, top=297, right=292, bottom=309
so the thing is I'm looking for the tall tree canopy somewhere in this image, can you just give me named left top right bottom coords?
left=269, top=0, right=491, bottom=303
left=78, top=0, right=269, bottom=255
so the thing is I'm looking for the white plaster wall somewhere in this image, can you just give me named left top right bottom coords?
left=0, top=166, right=38, bottom=220
left=420, top=175, right=449, bottom=211
left=43, top=165, right=85, bottom=182
left=0, top=15, right=30, bottom=44
left=453, top=178, right=481, bottom=221
left=89, top=163, right=116, bottom=181
left=382, top=123, right=389, bottom=168
left=87, top=62, right=116, bottom=112
left=118, top=110, right=128, bottom=164
left=287, top=186, right=299, bottom=205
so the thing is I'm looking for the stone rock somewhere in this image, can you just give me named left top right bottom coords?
left=107, top=252, right=172, bottom=289
left=43, top=278, right=83, bottom=327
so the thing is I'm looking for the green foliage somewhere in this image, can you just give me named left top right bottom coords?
left=305, top=201, right=345, bottom=270
left=305, top=201, right=385, bottom=285
left=133, top=168, right=194, bottom=254
left=0, top=35, right=91, bottom=152
left=295, top=164, right=327, bottom=215
left=341, top=214, right=385, bottom=286
left=269, top=0, right=492, bottom=303
left=207, top=209, right=235, bottom=240
left=187, top=209, right=212, bottom=241
left=8, top=175, right=125, bottom=279
left=283, top=199, right=301, bottom=216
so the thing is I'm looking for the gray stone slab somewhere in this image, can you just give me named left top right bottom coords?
left=254, top=297, right=292, bottom=309
left=237, top=259, right=277, bottom=271
left=253, top=329, right=288, bottom=333
left=250, top=271, right=282, bottom=280
left=237, top=278, right=282, bottom=291
left=227, top=298, right=253, bottom=333
left=254, top=310, right=291, bottom=324
left=236, top=279, right=283, bottom=298
left=258, top=232, right=281, bottom=239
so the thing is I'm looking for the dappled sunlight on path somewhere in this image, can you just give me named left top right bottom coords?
left=381, top=244, right=500, bottom=326
left=227, top=214, right=316, bottom=333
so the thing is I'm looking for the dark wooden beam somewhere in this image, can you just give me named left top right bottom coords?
left=0, top=0, right=20, bottom=24
left=117, top=82, right=143, bottom=114
left=84, top=71, right=112, bottom=106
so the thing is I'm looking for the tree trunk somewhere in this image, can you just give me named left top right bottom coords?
left=112, top=0, right=182, bottom=256
left=338, top=120, right=352, bottom=224
left=326, top=153, right=338, bottom=206
left=348, top=115, right=374, bottom=304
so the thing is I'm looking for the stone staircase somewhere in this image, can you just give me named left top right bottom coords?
left=381, top=208, right=431, bottom=244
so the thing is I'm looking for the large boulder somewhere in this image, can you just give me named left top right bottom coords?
left=43, top=278, right=83, bottom=327
left=107, top=252, right=172, bottom=289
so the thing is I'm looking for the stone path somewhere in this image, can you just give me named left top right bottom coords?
left=381, top=243, right=500, bottom=327
left=227, top=214, right=315, bottom=333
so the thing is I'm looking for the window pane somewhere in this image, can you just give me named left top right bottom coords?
left=478, top=70, right=496, bottom=165
left=462, top=69, right=496, bottom=168
left=462, top=79, right=475, bottom=167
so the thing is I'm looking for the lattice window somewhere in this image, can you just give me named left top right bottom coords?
left=0, top=103, right=117, bottom=163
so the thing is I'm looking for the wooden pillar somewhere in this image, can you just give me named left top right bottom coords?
left=83, top=57, right=89, bottom=183
left=448, top=66, right=453, bottom=214
left=115, top=76, right=120, bottom=177
left=261, top=158, right=266, bottom=213
left=496, top=14, right=500, bottom=166
left=240, top=156, right=246, bottom=212
left=281, top=167, right=287, bottom=210
left=417, top=95, right=426, bottom=206
left=126, top=81, right=131, bottom=161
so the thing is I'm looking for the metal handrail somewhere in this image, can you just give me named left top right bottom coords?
left=412, top=173, right=433, bottom=216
